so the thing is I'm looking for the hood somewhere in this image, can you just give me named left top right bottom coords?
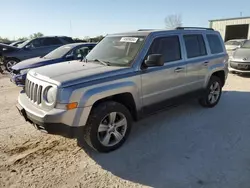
left=12, top=57, right=59, bottom=70
left=29, top=60, right=129, bottom=87
left=232, top=48, right=250, bottom=60
left=225, top=45, right=239, bottom=51
left=0, top=43, right=19, bottom=55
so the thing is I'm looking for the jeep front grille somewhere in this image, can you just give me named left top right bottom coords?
left=25, top=79, right=43, bottom=104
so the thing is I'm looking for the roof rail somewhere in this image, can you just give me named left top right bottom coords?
left=176, top=27, right=214, bottom=31
left=137, top=29, right=156, bottom=31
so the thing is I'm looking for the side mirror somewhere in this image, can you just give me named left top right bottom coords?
left=24, top=45, right=32, bottom=50
left=65, top=54, right=74, bottom=60
left=144, top=54, right=164, bottom=67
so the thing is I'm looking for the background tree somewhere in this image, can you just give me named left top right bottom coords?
left=29, top=32, right=44, bottom=39
left=165, top=14, right=182, bottom=29
left=0, top=37, right=11, bottom=44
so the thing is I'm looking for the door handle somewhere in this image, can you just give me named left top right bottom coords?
left=203, top=62, right=209, bottom=66
left=174, top=67, right=185, bottom=73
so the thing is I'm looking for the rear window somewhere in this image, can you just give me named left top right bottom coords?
left=207, top=34, right=224, bottom=54
left=184, top=35, right=207, bottom=58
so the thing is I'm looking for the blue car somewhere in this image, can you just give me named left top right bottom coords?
left=10, top=42, right=96, bottom=86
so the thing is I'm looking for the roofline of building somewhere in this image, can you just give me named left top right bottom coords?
left=209, top=16, right=250, bottom=22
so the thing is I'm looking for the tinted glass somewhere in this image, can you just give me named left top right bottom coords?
left=30, top=39, right=42, bottom=48
left=207, top=34, right=224, bottom=54
left=42, top=38, right=62, bottom=46
left=44, top=45, right=72, bottom=59
left=61, top=37, right=75, bottom=43
left=184, top=35, right=207, bottom=58
left=148, top=36, right=181, bottom=62
left=74, top=46, right=92, bottom=58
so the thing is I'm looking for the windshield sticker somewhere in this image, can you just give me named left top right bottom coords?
left=120, top=37, right=138, bottom=43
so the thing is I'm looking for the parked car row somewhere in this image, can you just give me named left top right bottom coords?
left=225, top=39, right=250, bottom=74
left=0, top=36, right=75, bottom=71
left=15, top=27, right=228, bottom=152
left=10, top=42, right=96, bottom=86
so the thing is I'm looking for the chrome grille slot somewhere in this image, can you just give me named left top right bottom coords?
left=30, top=82, right=34, bottom=101
left=34, top=84, right=38, bottom=102
left=25, top=77, right=46, bottom=105
left=38, top=85, right=43, bottom=104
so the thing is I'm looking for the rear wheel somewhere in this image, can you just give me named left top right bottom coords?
left=83, top=101, right=132, bottom=153
left=199, top=76, right=222, bottom=108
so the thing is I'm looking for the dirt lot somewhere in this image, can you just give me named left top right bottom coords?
left=0, top=73, right=250, bottom=188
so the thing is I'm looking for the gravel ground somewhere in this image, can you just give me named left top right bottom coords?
left=0, top=73, right=250, bottom=188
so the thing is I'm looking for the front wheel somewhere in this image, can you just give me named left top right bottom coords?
left=83, top=101, right=132, bottom=153
left=199, top=76, right=222, bottom=108
left=4, top=59, right=19, bottom=72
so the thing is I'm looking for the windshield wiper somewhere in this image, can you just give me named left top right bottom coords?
left=92, top=59, right=110, bottom=66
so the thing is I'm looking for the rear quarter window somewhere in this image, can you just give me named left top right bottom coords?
left=206, top=34, right=224, bottom=54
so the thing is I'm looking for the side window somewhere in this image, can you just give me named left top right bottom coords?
left=42, top=38, right=62, bottom=46
left=30, top=39, right=42, bottom=48
left=61, top=37, right=75, bottom=43
left=206, top=34, right=224, bottom=54
left=184, top=35, right=207, bottom=58
left=147, top=36, right=181, bottom=63
left=74, top=46, right=91, bottom=58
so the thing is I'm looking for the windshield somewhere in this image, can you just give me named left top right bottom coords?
left=18, top=39, right=32, bottom=48
left=225, top=40, right=244, bottom=46
left=86, top=36, right=145, bottom=66
left=241, top=40, right=250, bottom=48
left=44, top=45, right=72, bottom=59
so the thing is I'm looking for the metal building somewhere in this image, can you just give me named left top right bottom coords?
left=209, top=16, right=250, bottom=41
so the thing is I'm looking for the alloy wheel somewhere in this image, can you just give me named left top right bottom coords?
left=208, top=81, right=220, bottom=104
left=97, top=112, right=127, bottom=147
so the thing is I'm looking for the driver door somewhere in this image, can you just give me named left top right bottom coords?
left=141, top=35, right=188, bottom=114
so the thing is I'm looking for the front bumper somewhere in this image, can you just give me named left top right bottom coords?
left=10, top=72, right=26, bottom=86
left=229, top=67, right=250, bottom=73
left=17, top=91, right=91, bottom=138
left=16, top=103, right=82, bottom=138
left=229, top=61, right=250, bottom=73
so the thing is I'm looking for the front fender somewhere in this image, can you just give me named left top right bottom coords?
left=72, top=81, right=140, bottom=127
left=79, top=81, right=139, bottom=107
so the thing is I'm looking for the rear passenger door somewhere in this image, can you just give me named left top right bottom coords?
left=141, top=35, right=188, bottom=113
left=183, top=34, right=208, bottom=91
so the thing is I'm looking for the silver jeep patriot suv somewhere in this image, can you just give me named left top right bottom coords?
left=17, top=27, right=228, bottom=152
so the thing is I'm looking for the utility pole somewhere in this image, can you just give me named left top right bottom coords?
left=240, top=12, right=243, bottom=17
left=69, top=20, right=72, bottom=36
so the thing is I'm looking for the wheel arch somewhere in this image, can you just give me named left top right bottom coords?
left=75, top=81, right=141, bottom=127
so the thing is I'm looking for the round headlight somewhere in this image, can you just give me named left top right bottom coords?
left=44, top=86, right=57, bottom=104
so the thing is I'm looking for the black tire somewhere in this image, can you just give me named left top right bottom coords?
left=4, top=58, right=20, bottom=72
left=199, top=76, right=222, bottom=108
left=83, top=101, right=132, bottom=153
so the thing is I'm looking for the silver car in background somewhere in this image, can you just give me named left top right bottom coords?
left=225, top=39, right=247, bottom=58
left=229, top=39, right=250, bottom=73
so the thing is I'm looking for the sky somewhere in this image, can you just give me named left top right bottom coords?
left=1, top=0, right=250, bottom=39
